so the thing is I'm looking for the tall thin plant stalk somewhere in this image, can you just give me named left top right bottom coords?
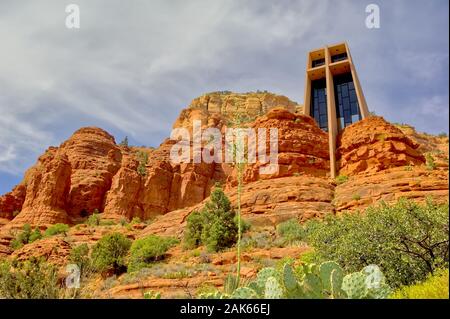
left=229, top=111, right=247, bottom=287
left=236, top=161, right=244, bottom=285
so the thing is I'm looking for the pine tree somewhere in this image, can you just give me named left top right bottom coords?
left=119, top=136, right=129, bottom=147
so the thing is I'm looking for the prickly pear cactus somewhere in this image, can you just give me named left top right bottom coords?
left=363, top=265, right=384, bottom=289
left=200, top=261, right=391, bottom=300
left=256, top=267, right=278, bottom=290
left=282, top=263, right=298, bottom=291
left=264, top=277, right=284, bottom=299
left=319, top=261, right=342, bottom=291
left=231, top=287, right=259, bottom=299
left=299, top=262, right=318, bottom=276
left=341, top=265, right=391, bottom=299
left=282, top=263, right=307, bottom=299
left=330, top=268, right=345, bottom=299
left=342, top=272, right=368, bottom=299
left=198, top=291, right=226, bottom=299
left=302, top=273, right=324, bottom=299
left=246, top=281, right=263, bottom=296
left=362, top=265, right=391, bottom=299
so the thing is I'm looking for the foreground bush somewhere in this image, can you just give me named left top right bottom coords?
left=128, top=235, right=179, bottom=272
left=305, top=199, right=449, bottom=288
left=391, top=269, right=449, bottom=299
left=91, top=233, right=131, bottom=275
left=198, top=261, right=391, bottom=299
left=0, top=258, right=61, bottom=298
left=184, top=186, right=240, bottom=252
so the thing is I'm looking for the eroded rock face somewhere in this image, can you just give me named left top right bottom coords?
left=7, top=127, right=123, bottom=226
left=186, top=92, right=299, bottom=119
left=12, top=149, right=72, bottom=225
left=10, top=237, right=72, bottom=266
left=336, top=116, right=425, bottom=175
left=0, top=185, right=26, bottom=219
left=334, top=166, right=449, bottom=213
left=102, top=153, right=144, bottom=220
left=240, top=108, right=330, bottom=184
left=228, top=176, right=335, bottom=226
left=0, top=93, right=447, bottom=234
left=62, top=127, right=122, bottom=219
left=102, top=140, right=219, bottom=220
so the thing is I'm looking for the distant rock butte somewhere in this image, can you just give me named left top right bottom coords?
left=0, top=92, right=448, bottom=240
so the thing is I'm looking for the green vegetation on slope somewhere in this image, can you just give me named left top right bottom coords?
left=183, top=186, right=243, bottom=252
left=304, top=198, right=449, bottom=288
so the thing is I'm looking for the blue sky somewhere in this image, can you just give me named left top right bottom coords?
left=0, top=0, right=448, bottom=195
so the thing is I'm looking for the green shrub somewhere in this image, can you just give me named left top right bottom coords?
left=128, top=235, right=179, bottom=272
left=10, top=224, right=42, bottom=250
left=276, top=219, right=305, bottom=245
left=119, top=136, right=129, bottom=147
left=184, top=211, right=204, bottom=249
left=391, top=269, right=449, bottom=299
left=241, top=231, right=273, bottom=250
left=87, top=213, right=101, bottom=226
left=69, top=243, right=91, bottom=276
left=91, top=233, right=131, bottom=275
left=425, top=153, right=437, bottom=171
left=299, top=250, right=320, bottom=264
left=136, top=151, right=148, bottom=176
left=183, top=186, right=240, bottom=252
left=44, top=223, right=69, bottom=237
left=305, top=199, right=449, bottom=288
left=120, top=218, right=128, bottom=226
left=0, top=258, right=61, bottom=298
left=335, top=175, right=348, bottom=185
left=29, top=228, right=43, bottom=243
left=351, top=193, right=361, bottom=201
left=234, top=216, right=251, bottom=233
left=130, top=216, right=142, bottom=224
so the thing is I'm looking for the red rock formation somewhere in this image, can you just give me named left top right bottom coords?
left=334, top=166, right=449, bottom=213
left=62, top=127, right=122, bottom=220
left=7, top=127, right=122, bottom=226
left=102, top=152, right=144, bottom=220
left=228, top=176, right=335, bottom=225
left=0, top=184, right=26, bottom=219
left=10, top=237, right=72, bottom=266
left=102, top=140, right=218, bottom=220
left=12, top=149, right=72, bottom=225
left=0, top=93, right=447, bottom=234
left=337, top=116, right=425, bottom=175
left=241, top=108, right=330, bottom=183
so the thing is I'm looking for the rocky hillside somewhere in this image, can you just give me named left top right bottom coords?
left=0, top=91, right=448, bottom=297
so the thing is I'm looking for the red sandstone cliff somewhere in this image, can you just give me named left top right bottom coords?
left=0, top=92, right=448, bottom=298
left=0, top=92, right=448, bottom=236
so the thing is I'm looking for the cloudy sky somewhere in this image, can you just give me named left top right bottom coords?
left=0, top=0, right=448, bottom=194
